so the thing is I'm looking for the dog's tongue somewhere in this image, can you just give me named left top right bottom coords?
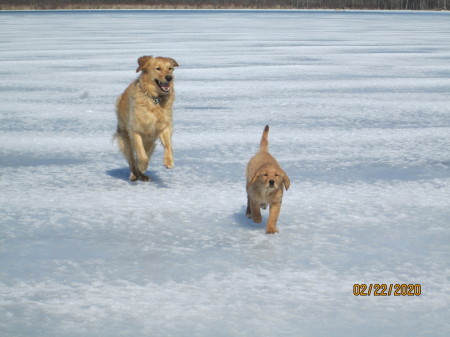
left=160, top=82, right=170, bottom=92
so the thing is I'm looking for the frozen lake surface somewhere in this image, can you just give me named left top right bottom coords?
left=1, top=9, right=449, bottom=337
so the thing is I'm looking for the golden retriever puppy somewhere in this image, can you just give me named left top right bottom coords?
left=115, top=55, right=179, bottom=181
left=246, top=125, right=290, bottom=234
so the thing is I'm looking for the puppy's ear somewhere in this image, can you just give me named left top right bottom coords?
left=168, top=58, right=179, bottom=67
left=246, top=174, right=259, bottom=189
left=136, top=55, right=153, bottom=73
left=282, top=170, right=290, bottom=191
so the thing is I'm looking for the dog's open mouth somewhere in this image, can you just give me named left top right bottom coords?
left=155, top=79, right=170, bottom=93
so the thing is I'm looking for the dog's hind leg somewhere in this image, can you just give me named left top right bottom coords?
left=131, top=132, right=150, bottom=181
left=116, top=129, right=140, bottom=181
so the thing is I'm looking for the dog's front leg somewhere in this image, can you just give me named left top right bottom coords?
left=159, top=128, right=174, bottom=169
left=131, top=132, right=150, bottom=180
left=246, top=195, right=252, bottom=219
left=266, top=202, right=281, bottom=234
left=249, top=198, right=262, bottom=224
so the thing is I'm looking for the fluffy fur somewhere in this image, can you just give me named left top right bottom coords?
left=115, top=55, right=179, bottom=181
left=246, top=125, right=290, bottom=234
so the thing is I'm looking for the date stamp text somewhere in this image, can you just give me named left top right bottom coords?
left=353, top=284, right=421, bottom=296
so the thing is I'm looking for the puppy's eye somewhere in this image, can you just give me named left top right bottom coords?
left=156, top=67, right=162, bottom=71
left=168, top=67, right=173, bottom=71
left=275, top=174, right=279, bottom=177
left=263, top=174, right=268, bottom=177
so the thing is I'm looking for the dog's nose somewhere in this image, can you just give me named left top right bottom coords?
left=269, top=180, right=275, bottom=186
left=165, top=75, right=173, bottom=82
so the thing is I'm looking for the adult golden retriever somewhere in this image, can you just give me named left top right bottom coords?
left=246, top=125, right=290, bottom=234
left=115, top=55, right=178, bottom=181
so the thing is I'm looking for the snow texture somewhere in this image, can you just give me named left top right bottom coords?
left=0, top=9, right=449, bottom=337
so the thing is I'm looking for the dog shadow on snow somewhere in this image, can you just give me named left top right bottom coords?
left=232, top=205, right=265, bottom=232
left=106, top=167, right=169, bottom=189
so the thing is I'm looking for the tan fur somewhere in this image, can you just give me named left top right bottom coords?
left=246, top=125, right=290, bottom=234
left=115, top=55, right=179, bottom=181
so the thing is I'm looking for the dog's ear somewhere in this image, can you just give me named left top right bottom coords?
left=246, top=173, right=259, bottom=189
left=282, top=170, right=290, bottom=191
left=168, top=58, right=179, bottom=67
left=136, top=56, right=153, bottom=73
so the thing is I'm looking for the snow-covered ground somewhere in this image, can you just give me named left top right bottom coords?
left=1, top=9, right=449, bottom=337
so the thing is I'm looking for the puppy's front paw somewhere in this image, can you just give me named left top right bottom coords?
left=164, top=156, right=174, bottom=169
left=266, top=227, right=279, bottom=234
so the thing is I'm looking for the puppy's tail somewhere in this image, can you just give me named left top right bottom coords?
left=259, top=125, right=269, bottom=152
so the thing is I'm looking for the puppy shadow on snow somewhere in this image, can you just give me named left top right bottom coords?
left=106, top=167, right=169, bottom=188
left=233, top=205, right=266, bottom=232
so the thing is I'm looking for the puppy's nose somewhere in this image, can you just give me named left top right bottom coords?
left=165, top=75, right=173, bottom=82
left=269, top=180, right=275, bottom=186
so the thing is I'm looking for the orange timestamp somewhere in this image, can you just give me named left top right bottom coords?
left=353, top=284, right=421, bottom=296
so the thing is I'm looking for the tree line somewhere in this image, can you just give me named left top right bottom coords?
left=1, top=0, right=448, bottom=10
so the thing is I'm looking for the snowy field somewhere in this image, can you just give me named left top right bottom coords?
left=1, top=9, right=450, bottom=337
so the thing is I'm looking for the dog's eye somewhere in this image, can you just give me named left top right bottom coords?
left=156, top=67, right=162, bottom=71
left=263, top=174, right=268, bottom=177
left=275, top=174, right=279, bottom=177
left=168, top=67, right=173, bottom=71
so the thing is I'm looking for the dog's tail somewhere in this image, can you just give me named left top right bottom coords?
left=259, top=125, right=269, bottom=152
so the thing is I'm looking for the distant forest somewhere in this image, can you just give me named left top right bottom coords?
left=1, top=0, right=448, bottom=10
